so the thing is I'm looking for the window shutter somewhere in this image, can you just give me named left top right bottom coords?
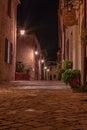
left=4, top=38, right=12, bottom=64
left=5, top=38, right=8, bottom=63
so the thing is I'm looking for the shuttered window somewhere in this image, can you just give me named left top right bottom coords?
left=5, top=38, right=12, bottom=64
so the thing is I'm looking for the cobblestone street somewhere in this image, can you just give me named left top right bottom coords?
left=0, top=81, right=87, bottom=130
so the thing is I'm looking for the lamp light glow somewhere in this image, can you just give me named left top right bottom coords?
left=41, top=59, right=44, bottom=63
left=44, top=66, right=47, bottom=70
left=20, top=29, right=25, bottom=35
left=47, top=69, right=50, bottom=72
left=35, top=51, right=38, bottom=55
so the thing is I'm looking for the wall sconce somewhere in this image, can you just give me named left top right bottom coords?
left=35, top=50, right=38, bottom=55
left=41, top=59, right=44, bottom=63
left=44, top=66, right=47, bottom=70
left=47, top=69, right=50, bottom=72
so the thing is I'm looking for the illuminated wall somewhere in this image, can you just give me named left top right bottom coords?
left=0, top=0, right=19, bottom=81
left=16, top=34, right=42, bottom=80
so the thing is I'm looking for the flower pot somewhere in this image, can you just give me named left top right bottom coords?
left=15, top=72, right=30, bottom=80
left=69, top=75, right=80, bottom=87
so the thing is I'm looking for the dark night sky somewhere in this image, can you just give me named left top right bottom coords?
left=17, top=0, right=59, bottom=61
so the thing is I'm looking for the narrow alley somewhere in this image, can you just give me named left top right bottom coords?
left=0, top=81, right=87, bottom=130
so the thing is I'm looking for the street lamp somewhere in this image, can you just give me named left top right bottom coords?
left=44, top=66, right=47, bottom=70
left=44, top=65, right=47, bottom=80
left=46, top=68, right=50, bottom=80
left=35, top=50, right=38, bottom=55
left=47, top=68, right=50, bottom=72
left=41, top=58, right=45, bottom=80
left=20, top=29, right=25, bottom=35
left=34, top=50, right=39, bottom=80
left=41, top=59, right=44, bottom=63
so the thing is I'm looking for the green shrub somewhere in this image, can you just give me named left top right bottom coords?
left=57, top=64, right=65, bottom=80
left=63, top=60, right=73, bottom=70
left=16, top=61, right=24, bottom=72
left=25, top=68, right=31, bottom=75
left=80, top=82, right=87, bottom=92
left=62, top=69, right=80, bottom=84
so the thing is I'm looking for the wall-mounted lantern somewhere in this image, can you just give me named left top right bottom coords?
left=20, top=29, right=25, bottom=35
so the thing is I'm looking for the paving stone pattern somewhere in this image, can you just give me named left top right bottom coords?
left=0, top=82, right=87, bottom=130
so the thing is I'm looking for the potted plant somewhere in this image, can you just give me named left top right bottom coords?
left=63, top=60, right=73, bottom=70
left=24, top=67, right=31, bottom=80
left=25, top=68, right=30, bottom=75
left=15, top=61, right=24, bottom=80
left=81, top=28, right=87, bottom=46
left=15, top=62, right=31, bottom=80
left=16, top=61, right=24, bottom=72
left=80, top=82, right=87, bottom=92
left=62, top=69, right=80, bottom=87
left=57, top=65, right=65, bottom=80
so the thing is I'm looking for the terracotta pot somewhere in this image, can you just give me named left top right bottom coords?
left=69, top=75, right=80, bottom=87
left=15, top=72, right=30, bottom=80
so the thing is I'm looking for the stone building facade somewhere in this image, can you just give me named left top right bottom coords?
left=58, top=0, right=87, bottom=83
left=16, top=34, right=42, bottom=80
left=0, top=0, right=19, bottom=81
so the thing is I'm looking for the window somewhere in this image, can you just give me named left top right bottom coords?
left=7, top=0, right=12, bottom=17
left=5, top=38, right=12, bottom=64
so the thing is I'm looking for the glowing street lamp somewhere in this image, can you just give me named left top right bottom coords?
left=41, top=58, right=45, bottom=80
left=47, top=68, right=50, bottom=72
left=47, top=68, right=50, bottom=80
left=44, top=66, right=47, bottom=70
left=35, top=50, right=38, bottom=55
left=41, top=59, right=44, bottom=63
left=20, top=29, right=25, bottom=35
left=44, top=66, right=47, bottom=80
left=34, top=50, right=39, bottom=80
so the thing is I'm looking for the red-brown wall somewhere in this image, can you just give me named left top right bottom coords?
left=16, top=34, right=42, bottom=80
left=0, top=0, right=19, bottom=81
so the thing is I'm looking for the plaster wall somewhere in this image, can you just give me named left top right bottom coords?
left=0, top=0, right=19, bottom=81
left=17, top=35, right=41, bottom=80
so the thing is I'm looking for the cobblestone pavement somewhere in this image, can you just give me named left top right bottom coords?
left=0, top=81, right=87, bottom=130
